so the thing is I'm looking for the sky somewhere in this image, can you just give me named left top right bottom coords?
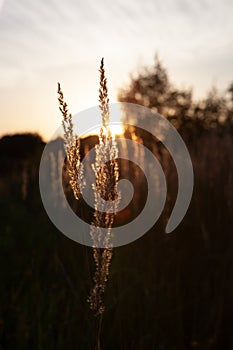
left=0, top=0, right=233, bottom=140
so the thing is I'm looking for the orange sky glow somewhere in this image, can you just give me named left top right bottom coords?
left=0, top=0, right=233, bottom=141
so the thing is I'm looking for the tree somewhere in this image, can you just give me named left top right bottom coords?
left=118, top=56, right=233, bottom=134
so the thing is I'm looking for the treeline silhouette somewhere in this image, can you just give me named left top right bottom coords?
left=118, top=56, right=233, bottom=132
left=0, top=58, right=232, bottom=349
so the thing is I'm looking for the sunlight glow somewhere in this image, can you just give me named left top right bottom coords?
left=109, top=123, right=124, bottom=136
left=82, top=122, right=124, bottom=138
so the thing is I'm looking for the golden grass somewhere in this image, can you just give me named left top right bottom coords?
left=58, top=58, right=119, bottom=316
left=57, top=82, right=85, bottom=200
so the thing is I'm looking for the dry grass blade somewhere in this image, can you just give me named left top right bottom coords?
left=57, top=82, right=85, bottom=199
left=87, top=58, right=119, bottom=316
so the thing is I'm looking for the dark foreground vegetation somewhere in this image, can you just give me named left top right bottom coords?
left=0, top=59, right=233, bottom=349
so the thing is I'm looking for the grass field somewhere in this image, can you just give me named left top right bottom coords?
left=0, top=121, right=232, bottom=349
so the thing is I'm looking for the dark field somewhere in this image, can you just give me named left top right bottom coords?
left=0, top=119, right=232, bottom=350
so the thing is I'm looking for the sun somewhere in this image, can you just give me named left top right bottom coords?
left=82, top=122, right=124, bottom=137
left=109, top=122, right=124, bottom=136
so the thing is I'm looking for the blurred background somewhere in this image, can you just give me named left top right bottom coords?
left=0, top=0, right=233, bottom=349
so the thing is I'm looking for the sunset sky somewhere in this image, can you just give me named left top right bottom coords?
left=0, top=0, right=233, bottom=140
